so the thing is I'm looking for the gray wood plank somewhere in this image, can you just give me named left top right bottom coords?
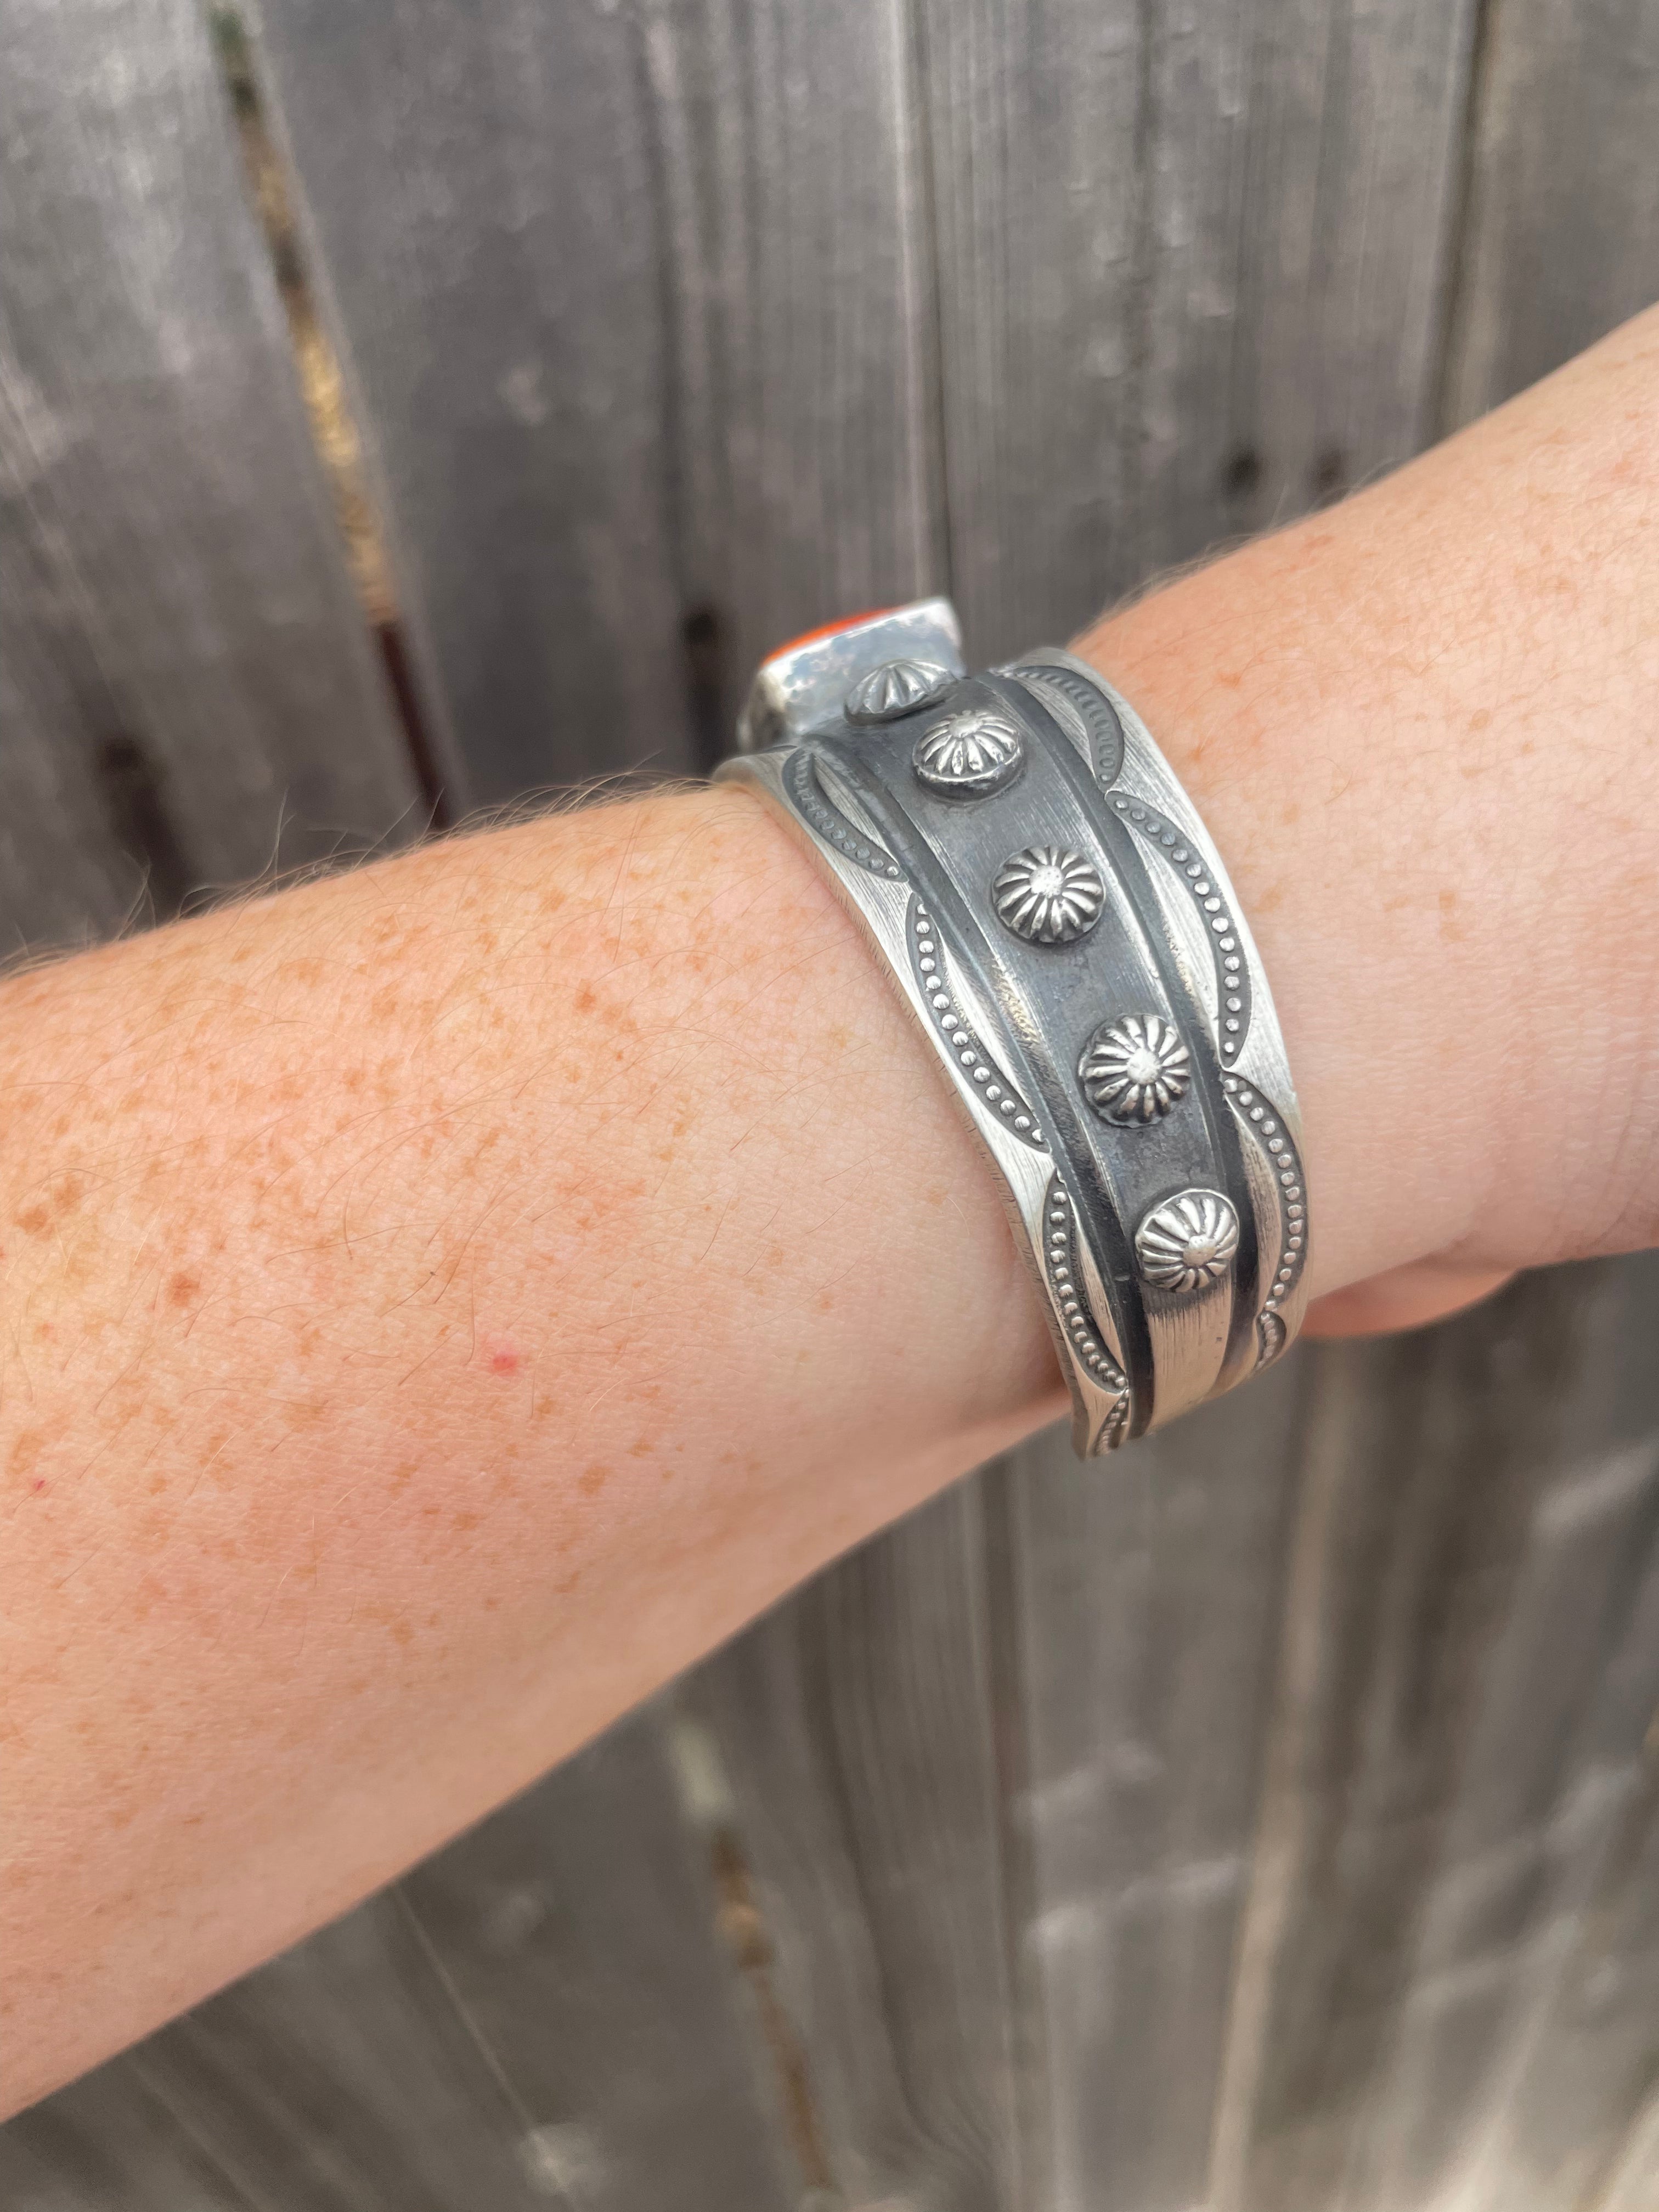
left=1210, top=1258, right=1659, bottom=2212
left=0, top=2062, right=253, bottom=2212
left=114, top=1894, right=554, bottom=2212
left=7, top=1708, right=795, bottom=2211
left=5, top=1883, right=561, bottom=2212
left=638, top=0, right=946, bottom=733
left=1340, top=1260, right=1659, bottom=2212
left=0, top=0, right=419, bottom=955
left=1003, top=1362, right=1310, bottom=2212
left=689, top=1479, right=1023, bottom=2211
left=394, top=1706, right=798, bottom=2212
left=244, top=0, right=692, bottom=803
left=918, top=0, right=1479, bottom=661
left=1263, top=4, right=1659, bottom=2194
left=913, top=0, right=1143, bottom=660
left=1441, top=0, right=1659, bottom=430
left=247, top=0, right=945, bottom=793
left=1429, top=1544, right=1659, bottom=2211
left=1595, top=2078, right=1659, bottom=2212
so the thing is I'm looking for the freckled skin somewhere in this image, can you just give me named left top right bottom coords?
left=6, top=311, right=1659, bottom=2112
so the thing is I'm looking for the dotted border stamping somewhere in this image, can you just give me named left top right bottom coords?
left=1003, top=663, right=1125, bottom=787
left=910, top=902, right=1046, bottom=1148
left=1222, top=1072, right=1306, bottom=1364
left=1043, top=1178, right=1130, bottom=1444
left=786, top=749, right=904, bottom=878
left=1110, top=793, right=1254, bottom=1065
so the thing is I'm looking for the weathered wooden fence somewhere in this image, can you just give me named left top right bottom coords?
left=5, top=0, right=1659, bottom=2204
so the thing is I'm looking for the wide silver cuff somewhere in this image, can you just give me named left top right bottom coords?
left=716, top=598, right=1308, bottom=1455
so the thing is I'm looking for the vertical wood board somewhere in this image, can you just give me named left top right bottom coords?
left=1218, top=1259, right=1659, bottom=2212
left=690, top=1480, right=1023, bottom=2211
left=1002, top=1362, right=1308, bottom=2212
left=918, top=0, right=1479, bottom=662
left=245, top=0, right=691, bottom=804
left=1442, top=0, right=1659, bottom=429
left=0, top=0, right=418, bottom=955
left=636, top=0, right=947, bottom=742
left=0, top=2062, right=253, bottom=2212
left=7, top=1711, right=796, bottom=2212
left=392, top=1708, right=797, bottom=2212
left=249, top=0, right=947, bottom=793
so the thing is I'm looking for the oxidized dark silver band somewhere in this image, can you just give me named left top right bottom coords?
left=717, top=599, right=1308, bottom=1455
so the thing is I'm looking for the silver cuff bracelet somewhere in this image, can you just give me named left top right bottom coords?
left=716, top=597, right=1308, bottom=1455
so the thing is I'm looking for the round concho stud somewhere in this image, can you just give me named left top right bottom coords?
left=992, top=844, right=1105, bottom=945
left=912, top=708, right=1025, bottom=797
left=1080, top=1012, right=1191, bottom=1125
left=845, top=658, right=955, bottom=725
left=1135, top=1189, right=1240, bottom=1295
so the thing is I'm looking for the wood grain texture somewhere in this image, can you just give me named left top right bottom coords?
left=392, top=1707, right=796, bottom=2212
left=244, top=0, right=690, bottom=805
left=8, top=1711, right=794, bottom=2212
left=1002, top=1363, right=1309, bottom=2212
left=918, top=0, right=1479, bottom=660
left=1216, top=1258, right=1659, bottom=2212
left=0, top=2061, right=253, bottom=2212
left=0, top=1897, right=548, bottom=2212
left=1441, top=0, right=1659, bottom=428
left=637, top=0, right=946, bottom=741
left=0, top=0, right=419, bottom=956
left=1498, top=1772, right=1659, bottom=2211
left=105, top=1900, right=556, bottom=2212
left=248, top=0, right=946, bottom=793
left=688, top=1479, right=1023, bottom=2211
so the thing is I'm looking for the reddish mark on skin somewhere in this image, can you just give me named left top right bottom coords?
left=31, top=1478, right=46, bottom=1493
left=484, top=1339, right=522, bottom=1377
left=10, top=1428, right=46, bottom=1480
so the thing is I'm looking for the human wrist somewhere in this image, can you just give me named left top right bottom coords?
left=1076, top=307, right=1659, bottom=1325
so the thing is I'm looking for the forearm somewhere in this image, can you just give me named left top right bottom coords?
left=4, top=308, right=1657, bottom=2109
left=1091, top=306, right=1659, bottom=1324
left=1, top=786, right=1063, bottom=2107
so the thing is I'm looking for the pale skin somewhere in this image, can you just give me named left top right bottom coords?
left=3, top=308, right=1657, bottom=2115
